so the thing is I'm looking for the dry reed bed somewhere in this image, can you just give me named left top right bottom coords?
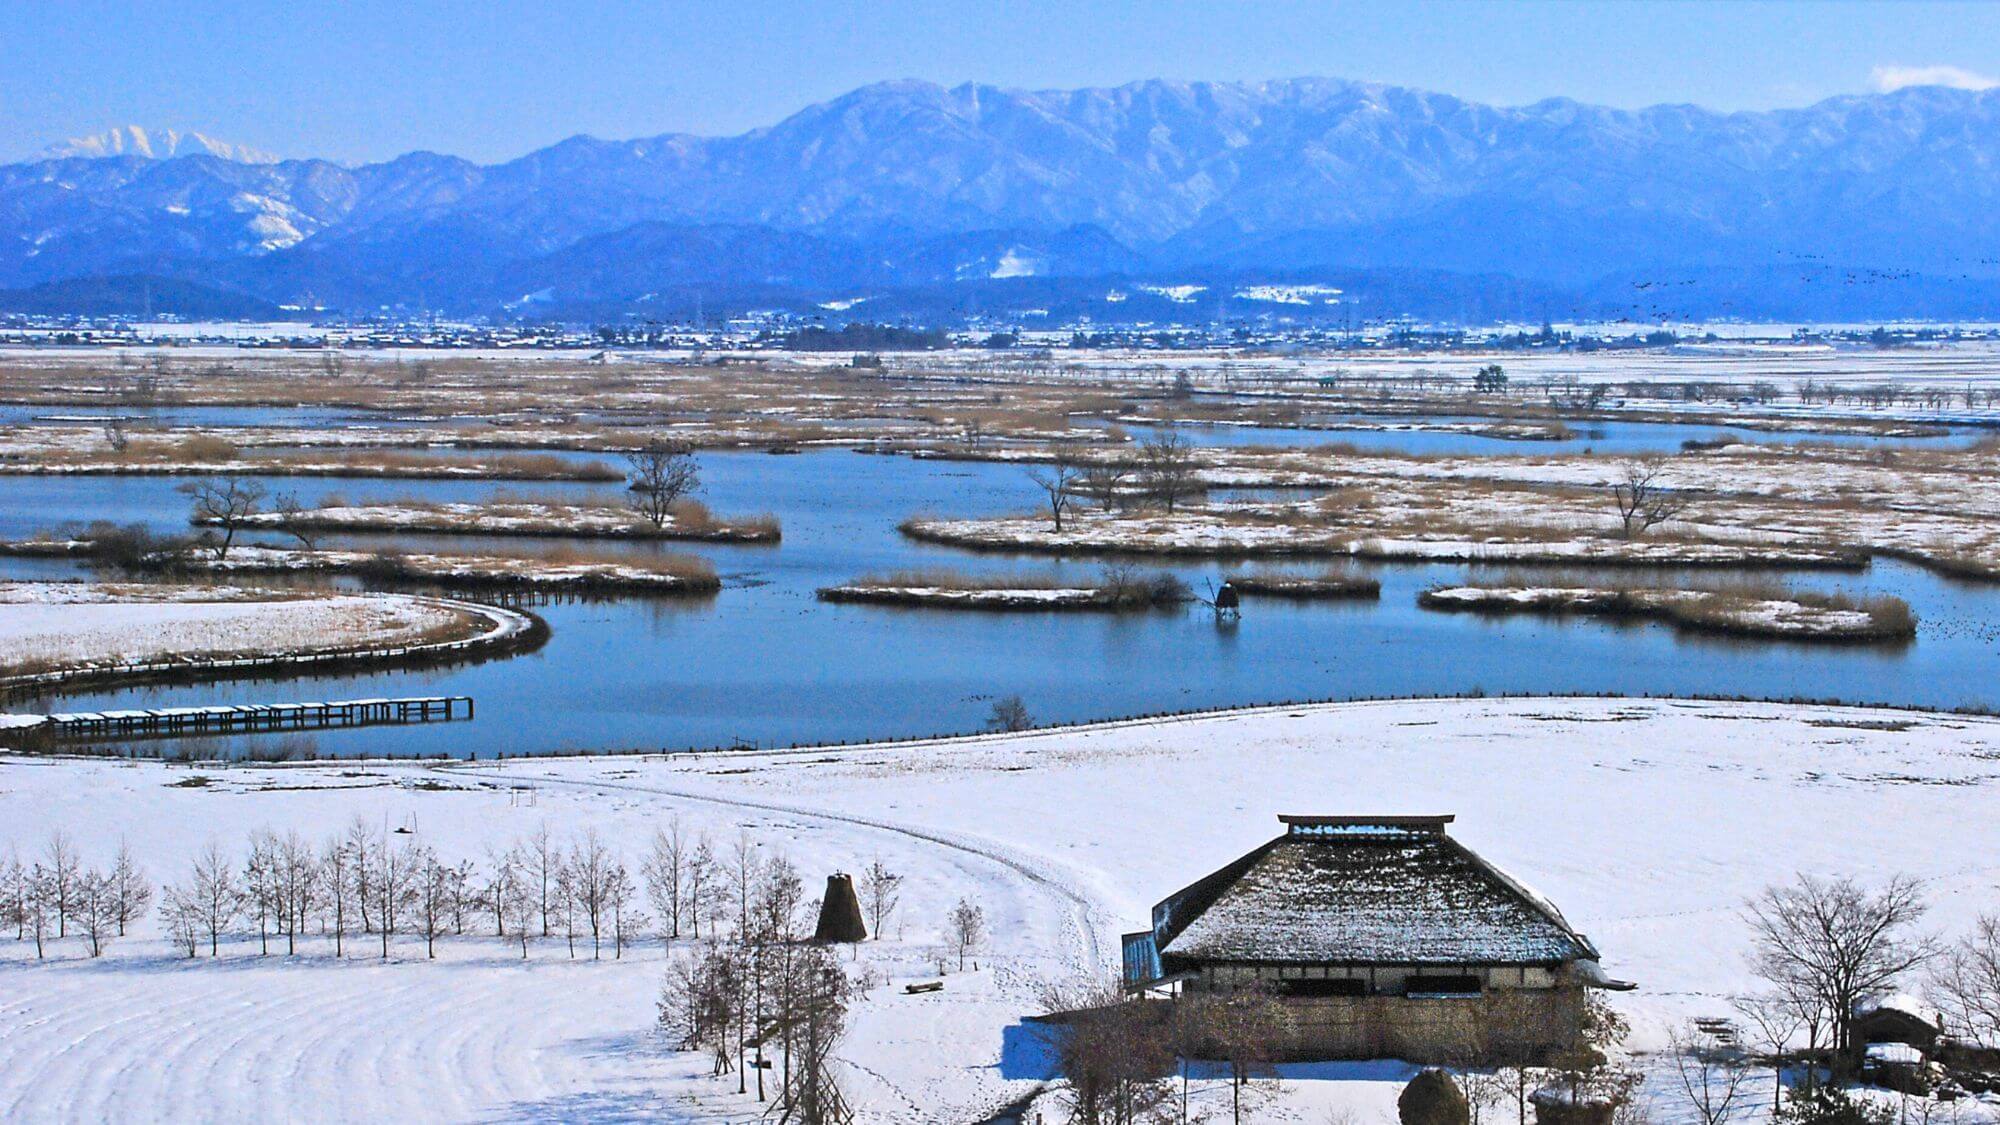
left=222, top=498, right=780, bottom=543
left=898, top=510, right=1866, bottom=568
left=816, top=566, right=1188, bottom=611
left=1417, top=579, right=1917, bottom=643
left=1223, top=568, right=1383, bottom=600
left=920, top=438, right=2000, bottom=577
left=5, top=437, right=622, bottom=481
left=4, top=349, right=1995, bottom=442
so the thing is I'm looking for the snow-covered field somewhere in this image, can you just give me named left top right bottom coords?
left=0, top=582, right=499, bottom=675
left=4, top=697, right=1999, bottom=1123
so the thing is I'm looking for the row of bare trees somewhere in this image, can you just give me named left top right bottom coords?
left=9, top=820, right=920, bottom=973
left=1026, top=430, right=1203, bottom=532
left=2, top=832, right=151, bottom=958
left=148, top=821, right=649, bottom=961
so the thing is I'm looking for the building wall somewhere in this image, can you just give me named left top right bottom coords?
left=1186, top=964, right=1586, bottom=1064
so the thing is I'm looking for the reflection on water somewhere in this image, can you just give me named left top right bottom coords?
left=3, top=444, right=1995, bottom=758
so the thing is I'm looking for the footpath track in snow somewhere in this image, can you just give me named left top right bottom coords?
left=450, top=763, right=1110, bottom=972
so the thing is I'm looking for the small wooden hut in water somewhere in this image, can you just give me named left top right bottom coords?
left=1122, top=815, right=1630, bottom=1063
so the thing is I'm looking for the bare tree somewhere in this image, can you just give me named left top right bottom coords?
left=642, top=820, right=687, bottom=942
left=271, top=490, right=322, bottom=551
left=243, top=830, right=280, bottom=955
left=1734, top=992, right=1807, bottom=1113
left=412, top=847, right=450, bottom=958
left=1194, top=986, right=1291, bottom=1125
left=659, top=943, right=745, bottom=1079
left=1025, top=446, right=1087, bottom=532
left=1668, top=1022, right=1750, bottom=1125
left=1932, top=914, right=2000, bottom=1049
left=183, top=841, right=241, bottom=956
left=570, top=830, right=616, bottom=959
left=75, top=868, right=121, bottom=957
left=41, top=830, right=79, bottom=937
left=607, top=863, right=643, bottom=959
left=372, top=837, right=418, bottom=959
left=726, top=832, right=762, bottom=949
left=772, top=947, right=855, bottom=1125
left=525, top=824, right=560, bottom=937
left=0, top=847, right=24, bottom=940
left=496, top=857, right=536, bottom=959
left=625, top=441, right=700, bottom=528
left=1042, top=980, right=1174, bottom=1125
left=161, top=885, right=202, bottom=957
left=1609, top=459, right=1688, bottom=539
left=859, top=857, right=902, bottom=940
left=1745, top=873, right=1938, bottom=1073
left=272, top=830, right=319, bottom=955
left=685, top=836, right=719, bottom=941
left=1079, top=456, right=1135, bottom=513
left=21, top=864, right=54, bottom=957
left=321, top=832, right=354, bottom=957
left=180, top=477, right=267, bottom=559
left=106, top=839, right=152, bottom=938
left=987, top=695, right=1033, bottom=733
left=948, top=898, right=985, bottom=971
left=345, top=819, right=377, bottom=936
left=1137, top=429, right=1200, bottom=512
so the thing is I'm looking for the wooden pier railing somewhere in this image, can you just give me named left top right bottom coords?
left=40, top=696, right=474, bottom=741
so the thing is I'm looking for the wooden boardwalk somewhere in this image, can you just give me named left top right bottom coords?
left=41, top=696, right=474, bottom=741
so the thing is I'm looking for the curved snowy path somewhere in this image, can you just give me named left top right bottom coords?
left=453, top=764, right=1111, bottom=970
left=449, top=763, right=1114, bottom=1121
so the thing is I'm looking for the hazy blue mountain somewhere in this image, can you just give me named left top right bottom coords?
left=6, top=78, right=2000, bottom=319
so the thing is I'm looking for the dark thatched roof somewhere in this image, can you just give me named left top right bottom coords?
left=1153, top=816, right=1597, bottom=968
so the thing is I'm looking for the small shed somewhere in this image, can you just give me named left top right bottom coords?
left=813, top=873, right=868, bottom=943
left=1853, top=994, right=1944, bottom=1050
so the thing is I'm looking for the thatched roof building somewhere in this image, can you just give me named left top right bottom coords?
left=1122, top=815, right=1627, bottom=1063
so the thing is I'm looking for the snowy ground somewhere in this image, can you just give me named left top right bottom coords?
left=0, top=582, right=495, bottom=675
left=4, top=697, right=2000, bottom=1123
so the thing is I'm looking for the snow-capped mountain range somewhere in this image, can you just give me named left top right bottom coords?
left=7, top=78, right=2000, bottom=320
left=42, top=127, right=281, bottom=165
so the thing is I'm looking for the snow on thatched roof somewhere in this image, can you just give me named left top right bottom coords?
left=1854, top=993, right=1943, bottom=1029
left=1156, top=816, right=1597, bottom=967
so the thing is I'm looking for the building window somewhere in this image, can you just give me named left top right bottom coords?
left=1282, top=978, right=1367, bottom=998
left=1404, top=975, right=1483, bottom=998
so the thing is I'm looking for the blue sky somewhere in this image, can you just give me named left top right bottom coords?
left=3, top=0, right=1997, bottom=164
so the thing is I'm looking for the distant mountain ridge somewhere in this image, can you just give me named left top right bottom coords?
left=8, top=79, right=2000, bottom=322
left=43, top=126, right=280, bottom=165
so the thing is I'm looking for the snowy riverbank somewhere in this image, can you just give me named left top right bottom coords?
left=0, top=581, right=538, bottom=689
left=218, top=500, right=781, bottom=543
left=3, top=697, right=1997, bottom=1122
